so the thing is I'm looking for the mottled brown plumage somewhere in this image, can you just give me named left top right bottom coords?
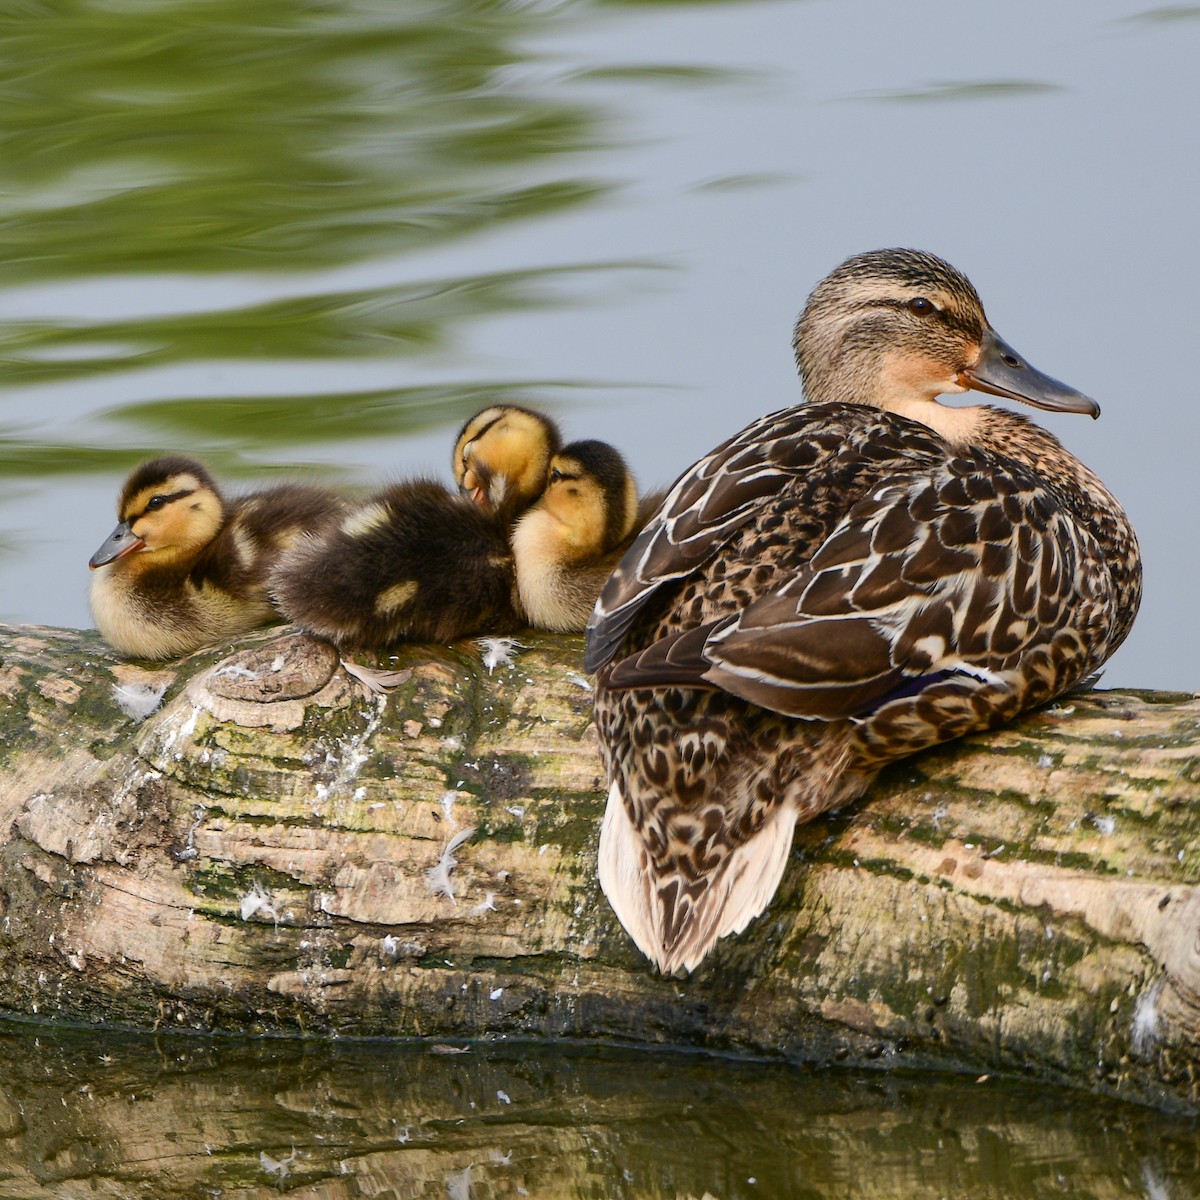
left=88, top=456, right=350, bottom=660
left=586, top=249, right=1141, bottom=976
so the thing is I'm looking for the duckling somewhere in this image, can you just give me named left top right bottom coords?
left=586, top=248, right=1141, bottom=975
left=512, top=440, right=659, bottom=633
left=270, top=405, right=561, bottom=648
left=454, top=404, right=561, bottom=513
left=88, top=456, right=351, bottom=660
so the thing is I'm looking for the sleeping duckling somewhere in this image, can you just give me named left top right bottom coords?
left=511, top=439, right=656, bottom=633
left=454, top=404, right=561, bottom=513
left=270, top=405, right=562, bottom=648
left=88, top=455, right=351, bottom=660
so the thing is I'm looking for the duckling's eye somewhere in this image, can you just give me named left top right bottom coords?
left=549, top=468, right=564, bottom=483
left=908, top=297, right=935, bottom=316
left=146, top=495, right=168, bottom=511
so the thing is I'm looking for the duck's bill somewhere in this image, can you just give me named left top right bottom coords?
left=458, top=467, right=488, bottom=508
left=959, top=328, right=1100, bottom=418
left=456, top=483, right=488, bottom=507
left=89, top=520, right=145, bottom=568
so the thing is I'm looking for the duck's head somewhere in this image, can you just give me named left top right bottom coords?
left=534, top=440, right=638, bottom=560
left=793, top=249, right=1099, bottom=437
left=89, top=456, right=224, bottom=570
left=453, top=405, right=562, bottom=517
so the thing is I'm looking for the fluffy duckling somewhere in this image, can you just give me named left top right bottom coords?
left=270, top=405, right=562, bottom=648
left=586, top=249, right=1141, bottom=975
left=454, top=404, right=561, bottom=514
left=512, top=439, right=655, bottom=633
left=89, top=456, right=351, bottom=659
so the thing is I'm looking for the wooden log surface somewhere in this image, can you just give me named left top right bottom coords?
left=1, top=622, right=1198, bottom=1113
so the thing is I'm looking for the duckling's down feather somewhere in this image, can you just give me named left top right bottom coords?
left=89, top=474, right=350, bottom=660
left=271, top=481, right=522, bottom=648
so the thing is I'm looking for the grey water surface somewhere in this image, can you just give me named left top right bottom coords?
left=0, top=0, right=1196, bottom=690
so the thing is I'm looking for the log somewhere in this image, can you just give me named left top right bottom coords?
left=1, top=623, right=1197, bottom=1114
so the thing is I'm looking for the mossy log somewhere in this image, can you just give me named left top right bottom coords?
left=1, top=623, right=1198, bottom=1113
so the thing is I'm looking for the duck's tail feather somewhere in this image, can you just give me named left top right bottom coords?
left=598, top=779, right=798, bottom=976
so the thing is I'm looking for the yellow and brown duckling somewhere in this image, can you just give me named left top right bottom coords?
left=512, top=439, right=658, bottom=633
left=270, top=405, right=562, bottom=648
left=455, top=404, right=560, bottom=512
left=89, top=455, right=351, bottom=659
left=586, top=248, right=1141, bottom=975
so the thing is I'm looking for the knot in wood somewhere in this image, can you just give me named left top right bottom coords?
left=207, top=633, right=339, bottom=703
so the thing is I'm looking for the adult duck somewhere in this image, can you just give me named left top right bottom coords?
left=585, top=248, right=1141, bottom=976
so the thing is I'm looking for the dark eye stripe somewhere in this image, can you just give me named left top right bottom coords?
left=465, top=413, right=506, bottom=455
left=135, top=488, right=193, bottom=519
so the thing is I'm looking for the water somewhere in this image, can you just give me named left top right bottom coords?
left=0, top=1025, right=1195, bottom=1199
left=0, top=0, right=1197, bottom=689
left=1, top=2, right=1198, bottom=1191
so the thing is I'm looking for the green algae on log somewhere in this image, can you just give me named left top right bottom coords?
left=0, top=623, right=1197, bottom=1112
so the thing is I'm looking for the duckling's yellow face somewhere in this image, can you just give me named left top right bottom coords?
left=537, top=444, right=637, bottom=557
left=89, top=468, right=224, bottom=571
left=453, top=405, right=559, bottom=514
left=795, top=249, right=1099, bottom=434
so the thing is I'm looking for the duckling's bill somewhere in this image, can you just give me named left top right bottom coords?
left=89, top=520, right=145, bottom=569
left=960, top=327, right=1100, bottom=418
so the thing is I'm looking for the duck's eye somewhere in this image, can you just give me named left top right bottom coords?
left=549, top=468, right=564, bottom=484
left=908, top=297, right=935, bottom=316
left=146, top=495, right=168, bottom=511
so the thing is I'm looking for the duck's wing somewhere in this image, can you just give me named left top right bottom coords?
left=607, top=451, right=1114, bottom=720
left=585, top=404, right=944, bottom=672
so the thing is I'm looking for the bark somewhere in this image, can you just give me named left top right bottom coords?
left=1, top=623, right=1197, bottom=1113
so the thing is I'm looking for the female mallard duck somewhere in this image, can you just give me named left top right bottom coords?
left=88, top=456, right=351, bottom=660
left=511, top=439, right=654, bottom=632
left=585, top=248, right=1141, bottom=976
left=270, top=405, right=562, bottom=648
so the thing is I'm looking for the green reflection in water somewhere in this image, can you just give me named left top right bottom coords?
left=573, top=62, right=763, bottom=85
left=108, top=381, right=580, bottom=448
left=0, top=383, right=610, bottom=480
left=0, top=1026, right=1194, bottom=1199
left=0, top=0, right=691, bottom=482
left=861, top=80, right=1065, bottom=103
left=1122, top=6, right=1200, bottom=26
left=0, top=261, right=652, bottom=387
left=0, top=0, right=605, bottom=278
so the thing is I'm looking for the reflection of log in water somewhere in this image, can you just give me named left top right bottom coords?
left=0, top=624, right=1198, bottom=1117
left=0, top=1031, right=1196, bottom=1199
